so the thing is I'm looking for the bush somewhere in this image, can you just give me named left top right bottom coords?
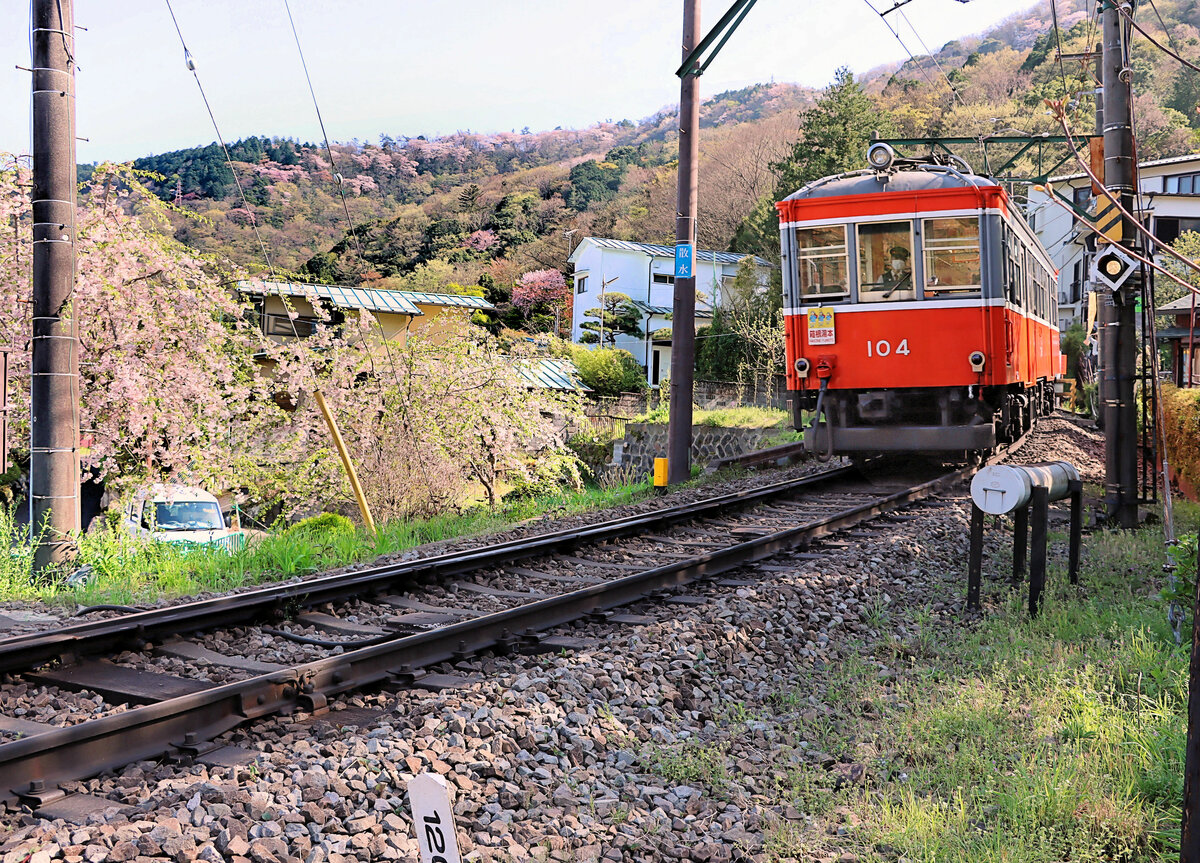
left=504, top=448, right=587, bottom=501
left=286, top=512, right=354, bottom=536
left=568, top=429, right=619, bottom=476
left=567, top=344, right=647, bottom=397
left=1162, top=383, right=1200, bottom=494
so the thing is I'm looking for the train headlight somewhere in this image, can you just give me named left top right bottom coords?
left=794, top=357, right=810, bottom=380
left=968, top=351, right=986, bottom=373
left=867, top=142, right=896, bottom=171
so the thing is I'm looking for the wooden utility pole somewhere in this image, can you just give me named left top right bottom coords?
left=1098, top=0, right=1139, bottom=529
left=30, top=0, right=81, bottom=568
left=667, top=0, right=700, bottom=485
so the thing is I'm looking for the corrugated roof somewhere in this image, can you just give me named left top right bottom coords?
left=632, top=300, right=714, bottom=317
left=573, top=237, right=773, bottom=268
left=239, top=280, right=424, bottom=316
left=1158, top=295, right=1200, bottom=313
left=396, top=291, right=494, bottom=310
left=1050, top=151, right=1200, bottom=183
left=512, top=358, right=589, bottom=391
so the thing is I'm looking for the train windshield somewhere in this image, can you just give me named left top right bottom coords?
left=857, top=221, right=916, bottom=301
left=923, top=217, right=981, bottom=297
left=794, top=225, right=849, bottom=299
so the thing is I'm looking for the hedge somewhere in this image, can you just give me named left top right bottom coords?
left=1161, top=383, right=1200, bottom=497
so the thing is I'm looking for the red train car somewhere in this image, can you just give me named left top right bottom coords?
left=778, top=146, right=1063, bottom=457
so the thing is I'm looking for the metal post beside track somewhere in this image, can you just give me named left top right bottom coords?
left=1028, top=486, right=1049, bottom=617
left=967, top=506, right=983, bottom=612
left=967, top=462, right=1083, bottom=618
left=1012, top=505, right=1028, bottom=587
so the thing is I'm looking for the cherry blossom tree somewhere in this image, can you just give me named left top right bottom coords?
left=512, top=269, right=569, bottom=312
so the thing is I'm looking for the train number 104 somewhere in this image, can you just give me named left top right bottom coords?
left=865, top=339, right=910, bottom=358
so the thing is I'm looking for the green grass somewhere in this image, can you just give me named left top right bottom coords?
left=0, top=478, right=658, bottom=606
left=633, top=405, right=790, bottom=429
left=761, top=511, right=1196, bottom=862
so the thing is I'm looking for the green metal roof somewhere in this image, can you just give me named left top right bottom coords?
left=513, top=358, right=589, bottom=391
left=239, top=280, right=424, bottom=316
left=396, top=291, right=494, bottom=310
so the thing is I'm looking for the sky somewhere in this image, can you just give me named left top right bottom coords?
left=2, top=0, right=1039, bottom=164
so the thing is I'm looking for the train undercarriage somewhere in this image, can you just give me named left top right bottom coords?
left=795, top=381, right=1057, bottom=458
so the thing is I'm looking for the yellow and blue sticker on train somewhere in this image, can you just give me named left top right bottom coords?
left=807, top=306, right=836, bottom=346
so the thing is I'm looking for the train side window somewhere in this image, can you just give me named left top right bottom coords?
left=922, top=217, right=981, bottom=297
left=794, top=225, right=849, bottom=299
left=857, top=220, right=916, bottom=302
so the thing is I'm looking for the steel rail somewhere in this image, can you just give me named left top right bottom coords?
left=0, top=462, right=970, bottom=807
left=0, top=465, right=857, bottom=676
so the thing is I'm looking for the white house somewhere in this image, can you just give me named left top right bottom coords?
left=567, top=237, right=773, bottom=385
left=1029, top=152, right=1200, bottom=332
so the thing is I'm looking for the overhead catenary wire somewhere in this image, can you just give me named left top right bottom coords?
left=894, top=5, right=968, bottom=110
left=861, top=0, right=958, bottom=104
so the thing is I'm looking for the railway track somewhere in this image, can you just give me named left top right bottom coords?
left=0, top=447, right=1021, bottom=816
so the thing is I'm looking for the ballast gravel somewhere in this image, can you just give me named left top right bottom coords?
left=0, top=420, right=1105, bottom=861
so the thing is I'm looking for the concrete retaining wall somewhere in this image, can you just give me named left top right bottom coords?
left=607, top=423, right=776, bottom=476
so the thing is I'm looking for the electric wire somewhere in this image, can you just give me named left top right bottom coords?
left=163, top=0, right=280, bottom=283
left=894, top=5, right=967, bottom=109
left=861, top=0, right=952, bottom=100
left=1118, top=4, right=1200, bottom=74
left=281, top=0, right=364, bottom=264
left=1147, top=0, right=1182, bottom=57
left=1122, top=6, right=1182, bottom=640
left=1050, top=0, right=1071, bottom=98
left=280, top=0, right=432, bottom=495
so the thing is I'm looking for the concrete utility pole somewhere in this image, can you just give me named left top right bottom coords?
left=668, top=0, right=700, bottom=485
left=1098, top=0, right=1139, bottom=529
left=30, top=0, right=81, bottom=568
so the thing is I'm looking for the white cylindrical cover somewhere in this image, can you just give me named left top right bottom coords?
left=971, top=465, right=1032, bottom=514
left=970, top=461, right=1081, bottom=514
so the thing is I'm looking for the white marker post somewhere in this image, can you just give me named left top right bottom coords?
left=408, top=773, right=463, bottom=863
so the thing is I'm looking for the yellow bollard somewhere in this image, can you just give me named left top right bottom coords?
left=653, top=458, right=669, bottom=488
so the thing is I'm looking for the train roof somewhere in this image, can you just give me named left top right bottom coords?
left=780, top=166, right=1000, bottom=202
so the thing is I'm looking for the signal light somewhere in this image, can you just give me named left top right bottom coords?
left=1090, top=246, right=1136, bottom=290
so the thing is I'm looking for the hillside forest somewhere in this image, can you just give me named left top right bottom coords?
left=112, top=0, right=1200, bottom=320
left=5, top=0, right=1198, bottom=522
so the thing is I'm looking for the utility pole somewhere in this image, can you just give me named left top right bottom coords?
left=30, top=0, right=81, bottom=568
left=1098, top=0, right=1139, bottom=529
left=668, top=0, right=700, bottom=485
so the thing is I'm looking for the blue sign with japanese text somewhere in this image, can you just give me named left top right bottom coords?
left=674, top=243, right=694, bottom=279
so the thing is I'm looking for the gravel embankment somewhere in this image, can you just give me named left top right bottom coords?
left=0, top=419, right=1104, bottom=861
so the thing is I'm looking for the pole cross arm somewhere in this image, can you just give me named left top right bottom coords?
left=675, top=0, right=758, bottom=78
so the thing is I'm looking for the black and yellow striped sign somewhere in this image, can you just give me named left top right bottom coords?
left=1094, top=197, right=1123, bottom=243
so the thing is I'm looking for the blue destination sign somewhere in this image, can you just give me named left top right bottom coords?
left=674, top=243, right=694, bottom=279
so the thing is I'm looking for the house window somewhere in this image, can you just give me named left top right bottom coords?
left=576, top=275, right=588, bottom=294
left=652, top=273, right=675, bottom=285
left=1166, top=173, right=1200, bottom=195
left=265, top=314, right=319, bottom=338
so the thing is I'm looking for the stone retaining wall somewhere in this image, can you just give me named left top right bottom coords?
left=607, top=423, right=776, bottom=477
